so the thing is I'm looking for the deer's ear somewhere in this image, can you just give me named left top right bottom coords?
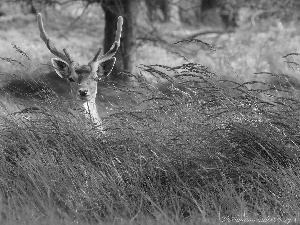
left=51, top=58, right=70, bottom=78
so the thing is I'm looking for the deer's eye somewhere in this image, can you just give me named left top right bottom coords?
left=68, top=78, right=75, bottom=82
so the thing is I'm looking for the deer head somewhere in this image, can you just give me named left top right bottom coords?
left=37, top=13, right=123, bottom=103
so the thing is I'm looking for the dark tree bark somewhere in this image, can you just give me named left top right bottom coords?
left=122, top=0, right=138, bottom=74
left=101, top=0, right=139, bottom=80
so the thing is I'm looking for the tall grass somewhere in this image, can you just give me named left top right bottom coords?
left=1, top=42, right=300, bottom=225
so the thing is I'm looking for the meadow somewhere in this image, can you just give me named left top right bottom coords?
left=1, top=3, right=300, bottom=225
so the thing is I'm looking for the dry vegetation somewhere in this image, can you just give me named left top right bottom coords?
left=1, top=2, right=300, bottom=225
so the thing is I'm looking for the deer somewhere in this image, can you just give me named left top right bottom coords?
left=36, top=13, right=123, bottom=133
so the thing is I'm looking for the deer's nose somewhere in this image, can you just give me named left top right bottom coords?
left=79, top=89, right=88, bottom=96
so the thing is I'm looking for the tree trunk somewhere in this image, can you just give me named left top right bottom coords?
left=101, top=0, right=139, bottom=80
left=122, top=0, right=138, bottom=74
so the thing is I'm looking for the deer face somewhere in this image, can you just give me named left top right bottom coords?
left=37, top=13, right=123, bottom=102
left=51, top=59, right=100, bottom=102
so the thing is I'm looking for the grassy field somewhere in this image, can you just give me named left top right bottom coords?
left=1, top=3, right=300, bottom=225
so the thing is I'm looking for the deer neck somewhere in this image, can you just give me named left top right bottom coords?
left=82, top=100, right=102, bottom=127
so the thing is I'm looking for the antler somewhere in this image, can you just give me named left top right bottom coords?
left=89, top=16, right=123, bottom=69
left=37, top=13, right=73, bottom=64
